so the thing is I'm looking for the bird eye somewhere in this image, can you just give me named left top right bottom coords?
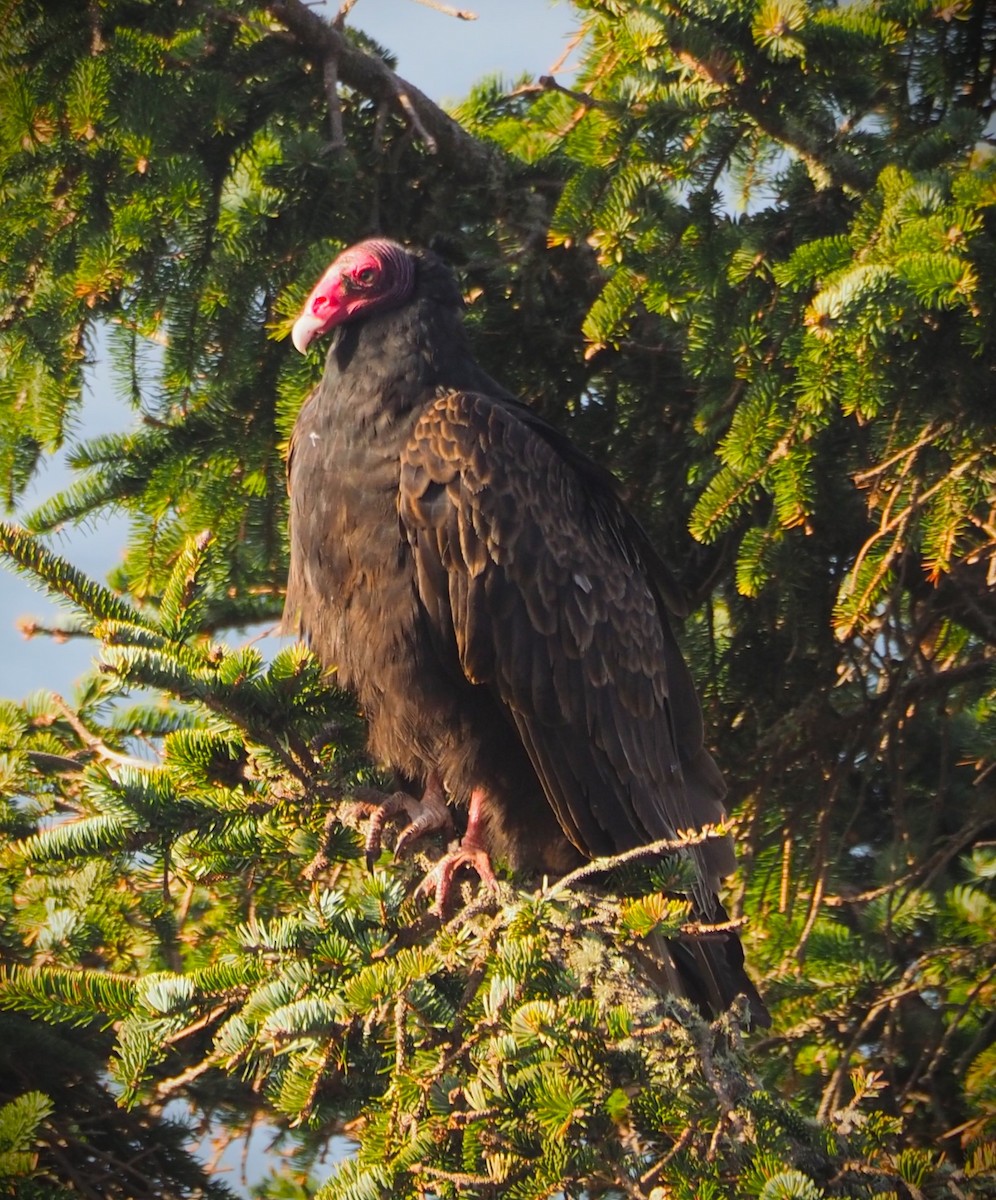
left=355, top=266, right=377, bottom=285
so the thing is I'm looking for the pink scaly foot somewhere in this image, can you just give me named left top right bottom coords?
left=417, top=787, right=500, bottom=916
left=345, top=772, right=454, bottom=869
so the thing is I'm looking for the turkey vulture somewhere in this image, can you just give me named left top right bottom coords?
left=284, top=238, right=767, bottom=1023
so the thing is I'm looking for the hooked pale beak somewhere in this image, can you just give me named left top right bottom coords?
left=291, top=310, right=328, bottom=354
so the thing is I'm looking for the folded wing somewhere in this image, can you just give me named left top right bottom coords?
left=399, top=391, right=735, bottom=913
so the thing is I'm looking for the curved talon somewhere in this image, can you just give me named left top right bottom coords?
left=363, top=792, right=416, bottom=868
left=345, top=779, right=499, bottom=915
left=344, top=774, right=454, bottom=869
left=417, top=842, right=499, bottom=917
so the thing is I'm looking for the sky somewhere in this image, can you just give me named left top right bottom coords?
left=342, top=0, right=580, bottom=101
left=0, top=0, right=580, bottom=708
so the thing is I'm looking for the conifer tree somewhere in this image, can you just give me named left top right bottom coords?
left=0, top=1, right=993, bottom=1197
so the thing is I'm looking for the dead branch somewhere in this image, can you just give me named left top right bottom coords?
left=265, top=0, right=499, bottom=178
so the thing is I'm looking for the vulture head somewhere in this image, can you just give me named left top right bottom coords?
left=291, top=239, right=420, bottom=354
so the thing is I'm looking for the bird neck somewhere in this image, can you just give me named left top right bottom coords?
left=326, top=291, right=492, bottom=421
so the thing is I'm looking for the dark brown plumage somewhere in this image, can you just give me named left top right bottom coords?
left=284, top=238, right=767, bottom=1024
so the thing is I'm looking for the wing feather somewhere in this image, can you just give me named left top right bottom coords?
left=399, top=391, right=734, bottom=900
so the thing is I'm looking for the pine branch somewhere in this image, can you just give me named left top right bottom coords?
left=659, top=21, right=871, bottom=194
left=0, top=523, right=140, bottom=629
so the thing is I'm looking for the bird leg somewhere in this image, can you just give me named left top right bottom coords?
left=346, top=772, right=454, bottom=869
left=416, top=786, right=499, bottom=916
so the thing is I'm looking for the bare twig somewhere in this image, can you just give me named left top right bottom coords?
left=392, top=79, right=438, bottom=153
left=852, top=419, right=950, bottom=487
left=677, top=915, right=748, bottom=940
left=640, top=1124, right=696, bottom=1186
left=538, top=74, right=610, bottom=110
left=323, top=54, right=347, bottom=148
left=823, top=814, right=994, bottom=910
left=901, top=962, right=996, bottom=1106
left=52, top=695, right=154, bottom=772
left=333, top=0, right=361, bottom=26
left=162, top=1003, right=233, bottom=1049
left=413, top=1164, right=510, bottom=1187
left=17, top=617, right=92, bottom=642
left=546, top=24, right=586, bottom=79
left=846, top=451, right=988, bottom=610
left=544, top=825, right=731, bottom=898
left=817, top=961, right=930, bottom=1122
left=410, top=0, right=477, bottom=18
left=784, top=766, right=844, bottom=967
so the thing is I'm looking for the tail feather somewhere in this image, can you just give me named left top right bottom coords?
left=646, top=921, right=770, bottom=1029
